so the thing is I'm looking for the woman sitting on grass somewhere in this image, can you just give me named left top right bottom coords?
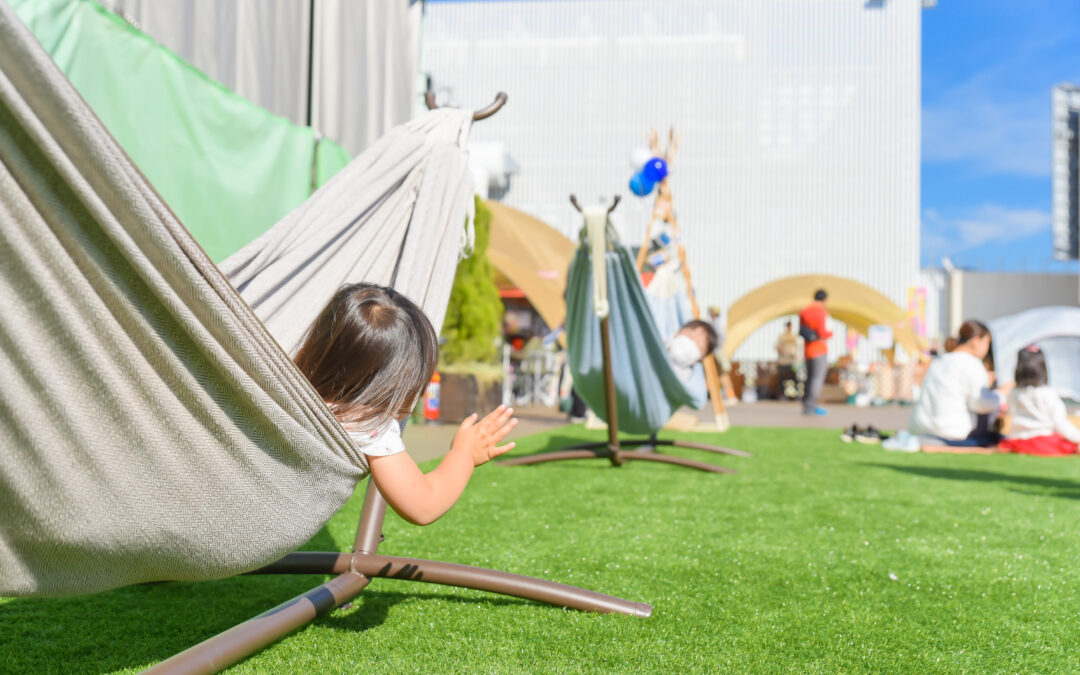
left=294, top=283, right=517, bottom=525
left=999, top=345, right=1080, bottom=456
left=909, top=320, right=1009, bottom=451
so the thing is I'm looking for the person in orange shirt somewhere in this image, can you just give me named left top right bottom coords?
left=799, top=289, right=833, bottom=415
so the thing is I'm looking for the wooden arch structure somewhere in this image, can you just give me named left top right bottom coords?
left=723, top=274, right=921, bottom=360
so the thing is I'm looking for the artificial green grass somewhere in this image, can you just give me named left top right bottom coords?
left=4, top=425, right=1080, bottom=672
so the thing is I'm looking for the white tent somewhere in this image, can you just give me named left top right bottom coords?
left=989, top=306, right=1080, bottom=401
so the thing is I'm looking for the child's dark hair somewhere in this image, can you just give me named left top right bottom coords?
left=1014, top=345, right=1048, bottom=388
left=683, top=319, right=719, bottom=355
left=294, top=283, right=438, bottom=430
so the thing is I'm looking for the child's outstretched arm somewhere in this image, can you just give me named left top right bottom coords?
left=367, top=405, right=517, bottom=526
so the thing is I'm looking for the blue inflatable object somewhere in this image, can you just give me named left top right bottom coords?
left=629, top=171, right=655, bottom=196
left=641, top=157, right=668, bottom=183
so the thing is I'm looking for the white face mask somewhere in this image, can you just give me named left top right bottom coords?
left=669, top=334, right=703, bottom=369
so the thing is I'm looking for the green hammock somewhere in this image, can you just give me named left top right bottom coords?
left=565, top=224, right=704, bottom=435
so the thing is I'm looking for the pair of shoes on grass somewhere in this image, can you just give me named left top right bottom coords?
left=841, top=425, right=890, bottom=444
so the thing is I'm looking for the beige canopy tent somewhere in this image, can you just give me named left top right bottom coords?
left=485, top=199, right=575, bottom=333
left=724, top=274, right=921, bottom=360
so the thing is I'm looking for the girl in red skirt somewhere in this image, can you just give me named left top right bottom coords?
left=1000, top=345, right=1080, bottom=456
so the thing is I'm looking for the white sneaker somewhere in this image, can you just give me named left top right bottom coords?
left=882, top=430, right=920, bottom=452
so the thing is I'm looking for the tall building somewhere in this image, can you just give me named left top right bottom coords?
left=424, top=0, right=922, bottom=358
left=1052, top=84, right=1080, bottom=260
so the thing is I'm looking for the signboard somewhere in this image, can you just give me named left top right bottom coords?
left=868, top=324, right=894, bottom=350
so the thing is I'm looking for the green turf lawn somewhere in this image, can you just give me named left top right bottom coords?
left=4, top=425, right=1080, bottom=673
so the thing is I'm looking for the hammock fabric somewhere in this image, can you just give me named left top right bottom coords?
left=0, top=4, right=472, bottom=596
left=565, top=224, right=703, bottom=435
left=221, top=109, right=474, bottom=354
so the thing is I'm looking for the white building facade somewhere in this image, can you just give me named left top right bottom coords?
left=424, top=0, right=922, bottom=360
left=1052, top=83, right=1080, bottom=261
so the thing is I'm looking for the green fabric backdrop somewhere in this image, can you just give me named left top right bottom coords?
left=10, top=0, right=351, bottom=262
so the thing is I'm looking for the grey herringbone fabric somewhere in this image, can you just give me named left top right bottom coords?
left=0, top=4, right=469, bottom=596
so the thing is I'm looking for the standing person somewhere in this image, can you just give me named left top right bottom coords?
left=908, top=319, right=1006, bottom=448
left=776, top=320, right=799, bottom=400
left=799, top=289, right=833, bottom=415
left=708, top=305, right=737, bottom=402
left=999, top=345, right=1080, bottom=456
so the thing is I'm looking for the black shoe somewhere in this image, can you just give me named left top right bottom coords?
left=841, top=425, right=858, bottom=443
left=856, top=425, right=889, bottom=444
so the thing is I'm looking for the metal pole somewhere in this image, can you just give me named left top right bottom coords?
left=350, top=554, right=651, bottom=617
left=354, top=477, right=388, bottom=555
left=146, top=571, right=370, bottom=675
left=598, top=315, right=622, bottom=465
left=304, top=0, right=316, bottom=129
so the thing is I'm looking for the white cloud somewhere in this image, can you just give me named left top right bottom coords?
left=921, top=34, right=1074, bottom=177
left=922, top=204, right=1050, bottom=259
left=922, top=95, right=1048, bottom=176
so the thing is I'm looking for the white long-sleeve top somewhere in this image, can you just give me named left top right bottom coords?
left=1007, top=385, right=1080, bottom=443
left=910, top=351, right=999, bottom=440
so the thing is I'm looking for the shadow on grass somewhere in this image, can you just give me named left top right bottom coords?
left=0, top=525, right=340, bottom=672
left=863, top=463, right=1080, bottom=499
left=319, top=588, right=539, bottom=633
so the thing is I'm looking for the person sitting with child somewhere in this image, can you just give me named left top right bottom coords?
left=998, top=345, right=1080, bottom=456
left=908, top=319, right=1008, bottom=449
left=666, top=319, right=719, bottom=384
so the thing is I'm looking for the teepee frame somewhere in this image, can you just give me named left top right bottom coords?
left=633, top=128, right=731, bottom=432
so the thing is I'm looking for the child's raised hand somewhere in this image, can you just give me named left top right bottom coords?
left=452, top=405, right=518, bottom=466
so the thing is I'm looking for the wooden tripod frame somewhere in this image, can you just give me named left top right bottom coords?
left=499, top=196, right=749, bottom=474
left=633, top=128, right=730, bottom=431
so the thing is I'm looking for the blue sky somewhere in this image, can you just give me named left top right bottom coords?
left=922, top=0, right=1080, bottom=272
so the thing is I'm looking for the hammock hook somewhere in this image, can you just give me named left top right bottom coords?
left=569, top=194, right=620, bottom=214
left=425, top=90, right=508, bottom=121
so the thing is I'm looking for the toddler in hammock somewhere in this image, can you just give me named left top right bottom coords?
left=999, top=345, right=1080, bottom=456
left=666, top=319, right=719, bottom=383
left=294, top=283, right=518, bottom=525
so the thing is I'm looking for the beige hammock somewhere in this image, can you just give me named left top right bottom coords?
left=0, top=2, right=473, bottom=597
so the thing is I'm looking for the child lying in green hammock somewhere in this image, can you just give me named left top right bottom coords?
left=294, top=283, right=518, bottom=525
left=666, top=319, right=718, bottom=383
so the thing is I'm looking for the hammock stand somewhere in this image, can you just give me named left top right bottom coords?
left=145, top=94, right=651, bottom=675
left=499, top=196, right=750, bottom=476
left=150, top=480, right=650, bottom=674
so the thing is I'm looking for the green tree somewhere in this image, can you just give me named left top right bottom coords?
left=440, top=196, right=504, bottom=364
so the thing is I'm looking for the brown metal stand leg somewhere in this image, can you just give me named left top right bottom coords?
left=498, top=448, right=613, bottom=466
left=354, top=477, right=388, bottom=554
left=662, top=439, right=752, bottom=457
left=617, top=451, right=735, bottom=474
left=617, top=435, right=752, bottom=458
left=353, top=554, right=651, bottom=617
left=145, top=571, right=370, bottom=675
left=250, top=479, right=651, bottom=614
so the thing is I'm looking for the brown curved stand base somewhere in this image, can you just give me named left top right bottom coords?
left=499, top=445, right=735, bottom=473
left=145, top=480, right=649, bottom=675
left=498, top=434, right=747, bottom=473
